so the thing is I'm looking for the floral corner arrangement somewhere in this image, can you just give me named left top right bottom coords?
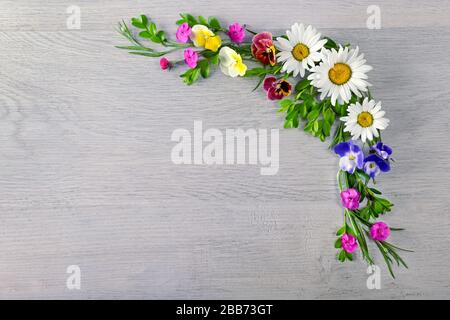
left=116, top=13, right=412, bottom=277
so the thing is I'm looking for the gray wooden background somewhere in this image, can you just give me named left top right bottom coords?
left=0, top=0, right=449, bottom=299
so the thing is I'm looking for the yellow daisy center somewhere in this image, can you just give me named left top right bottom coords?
left=357, top=111, right=374, bottom=128
left=292, top=43, right=310, bottom=61
left=328, top=63, right=352, bottom=85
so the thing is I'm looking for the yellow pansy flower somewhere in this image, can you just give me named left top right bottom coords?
left=190, top=25, right=222, bottom=52
left=218, top=46, right=247, bottom=77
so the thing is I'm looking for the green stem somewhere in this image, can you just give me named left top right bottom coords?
left=245, top=28, right=257, bottom=35
left=337, top=170, right=349, bottom=191
left=164, top=41, right=193, bottom=48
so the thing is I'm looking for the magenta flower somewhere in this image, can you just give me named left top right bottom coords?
left=370, top=222, right=391, bottom=241
left=340, top=188, right=360, bottom=210
left=227, top=22, right=246, bottom=44
left=184, top=48, right=198, bottom=68
left=341, top=233, right=358, bottom=253
left=159, top=57, right=170, bottom=70
left=176, top=22, right=191, bottom=43
left=263, top=76, right=292, bottom=100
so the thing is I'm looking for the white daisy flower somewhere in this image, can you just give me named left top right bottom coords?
left=341, top=98, right=389, bottom=143
left=275, top=23, right=327, bottom=77
left=307, top=46, right=372, bottom=106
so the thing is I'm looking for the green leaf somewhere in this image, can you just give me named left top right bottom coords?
left=131, top=15, right=147, bottom=29
left=298, top=103, right=308, bottom=119
left=198, top=15, right=208, bottom=26
left=313, top=119, right=320, bottom=132
left=335, top=238, right=342, bottom=248
left=198, top=60, right=210, bottom=78
left=377, top=197, right=393, bottom=212
left=139, top=31, right=152, bottom=39
left=183, top=13, right=198, bottom=27
left=252, top=76, right=265, bottom=92
left=370, top=188, right=382, bottom=195
left=349, top=214, right=373, bottom=264
left=357, top=183, right=366, bottom=202
left=148, top=23, right=157, bottom=37
left=322, top=121, right=331, bottom=137
left=188, top=68, right=200, bottom=85
left=324, top=37, right=338, bottom=50
left=180, top=67, right=201, bottom=85
left=156, top=30, right=166, bottom=42
left=279, top=99, right=293, bottom=109
left=346, top=225, right=356, bottom=237
left=286, top=109, right=298, bottom=120
left=208, top=17, right=221, bottom=30
left=244, top=67, right=266, bottom=77
left=337, top=170, right=350, bottom=190
left=295, top=79, right=311, bottom=92
left=356, top=170, right=370, bottom=185
left=347, top=173, right=357, bottom=188
left=150, top=35, right=163, bottom=43
left=201, top=65, right=210, bottom=78
left=203, top=50, right=220, bottom=65
left=336, top=226, right=346, bottom=236
left=203, top=50, right=217, bottom=57
left=129, top=50, right=172, bottom=58
left=359, top=207, right=370, bottom=220
left=307, top=109, right=320, bottom=122
left=304, top=96, right=317, bottom=111
left=140, top=15, right=149, bottom=27
left=338, top=250, right=346, bottom=262
left=323, top=107, right=335, bottom=124
left=284, top=107, right=299, bottom=128
left=334, top=101, right=349, bottom=116
left=115, top=45, right=154, bottom=52
left=375, top=241, right=396, bottom=278
left=303, top=121, right=314, bottom=133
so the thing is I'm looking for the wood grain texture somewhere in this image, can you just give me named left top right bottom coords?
left=1, top=0, right=450, bottom=299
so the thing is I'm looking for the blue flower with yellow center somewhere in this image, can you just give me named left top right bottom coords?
left=334, top=141, right=364, bottom=174
left=363, top=142, right=392, bottom=178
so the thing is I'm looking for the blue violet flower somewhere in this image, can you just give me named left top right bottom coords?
left=372, top=142, right=393, bottom=160
left=334, top=141, right=364, bottom=174
left=363, top=142, right=392, bottom=178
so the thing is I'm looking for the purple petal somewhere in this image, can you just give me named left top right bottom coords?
left=350, top=142, right=361, bottom=154
left=356, top=151, right=364, bottom=169
left=334, top=142, right=350, bottom=157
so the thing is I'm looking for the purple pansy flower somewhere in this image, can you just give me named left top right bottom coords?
left=263, top=76, right=292, bottom=100
left=334, top=141, right=364, bottom=174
